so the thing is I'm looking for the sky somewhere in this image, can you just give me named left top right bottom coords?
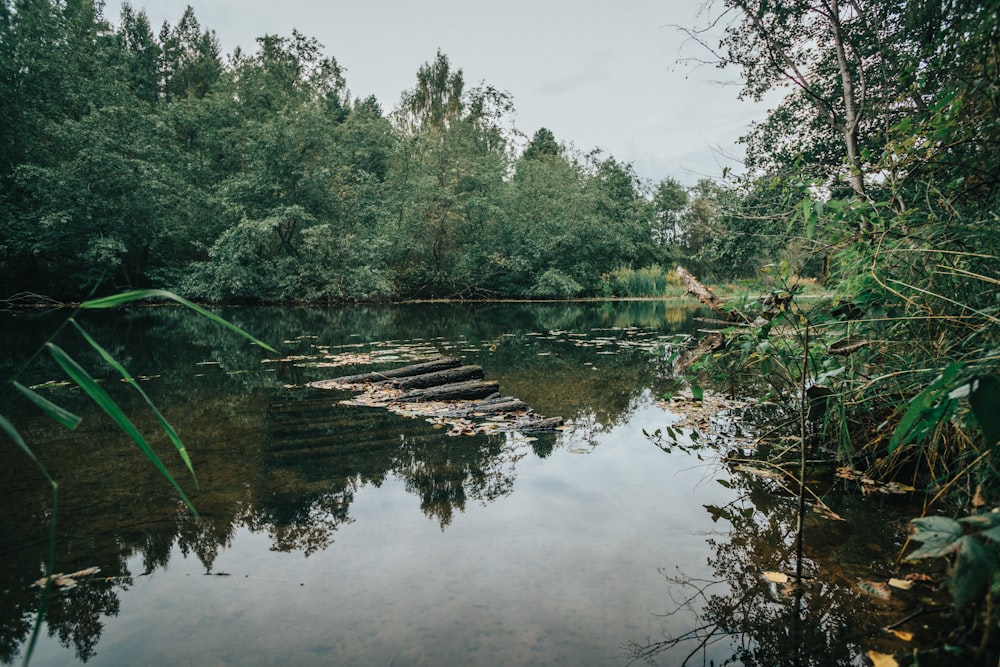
left=103, top=0, right=782, bottom=186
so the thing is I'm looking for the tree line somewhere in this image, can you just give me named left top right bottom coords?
left=0, top=1, right=789, bottom=303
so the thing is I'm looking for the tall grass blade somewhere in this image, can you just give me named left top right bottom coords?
left=0, top=416, right=58, bottom=667
left=79, top=289, right=278, bottom=354
left=69, top=319, right=198, bottom=486
left=44, top=343, right=199, bottom=518
left=12, top=382, right=82, bottom=430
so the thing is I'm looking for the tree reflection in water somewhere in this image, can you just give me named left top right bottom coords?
left=626, top=472, right=931, bottom=666
left=0, top=301, right=700, bottom=664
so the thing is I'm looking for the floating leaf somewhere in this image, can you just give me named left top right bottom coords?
left=763, top=571, right=789, bottom=583
left=888, top=578, right=913, bottom=590
left=858, top=580, right=891, bottom=600
left=867, top=650, right=899, bottom=666
left=889, top=629, right=914, bottom=641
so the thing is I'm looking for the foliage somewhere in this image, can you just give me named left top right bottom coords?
left=907, top=512, right=1000, bottom=610
left=1, top=1, right=748, bottom=303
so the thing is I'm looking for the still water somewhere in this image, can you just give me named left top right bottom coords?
left=1, top=302, right=928, bottom=666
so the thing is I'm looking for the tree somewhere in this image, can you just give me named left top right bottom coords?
left=522, top=127, right=561, bottom=160
left=651, top=176, right=688, bottom=247
left=712, top=0, right=875, bottom=199
left=158, top=6, right=221, bottom=101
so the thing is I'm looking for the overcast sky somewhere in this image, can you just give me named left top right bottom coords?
left=103, top=0, right=781, bottom=186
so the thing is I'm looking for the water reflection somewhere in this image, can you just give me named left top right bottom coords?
left=626, top=468, right=937, bottom=666
left=1, top=301, right=706, bottom=664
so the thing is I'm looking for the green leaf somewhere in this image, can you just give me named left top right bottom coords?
left=1, top=415, right=57, bottom=488
left=691, top=385, right=704, bottom=401
left=70, top=320, right=197, bottom=486
left=959, top=512, right=1000, bottom=529
left=79, top=289, right=278, bottom=354
left=12, top=381, right=82, bottom=430
left=978, top=525, right=1000, bottom=544
left=889, top=362, right=964, bottom=453
left=949, top=536, right=990, bottom=608
left=907, top=516, right=962, bottom=559
left=45, top=343, right=199, bottom=519
left=969, top=374, right=1000, bottom=447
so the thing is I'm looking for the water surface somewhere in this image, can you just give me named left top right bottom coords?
left=0, top=302, right=932, bottom=666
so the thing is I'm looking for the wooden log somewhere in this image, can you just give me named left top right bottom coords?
left=393, top=380, right=501, bottom=403
left=391, top=365, right=484, bottom=390
left=515, top=416, right=564, bottom=432
left=472, top=398, right=529, bottom=414
left=316, top=357, right=462, bottom=386
left=677, top=266, right=728, bottom=318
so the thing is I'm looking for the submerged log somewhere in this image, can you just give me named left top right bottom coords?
left=393, top=380, right=501, bottom=403
left=514, top=416, right=564, bottom=432
left=391, top=365, right=484, bottom=390
left=313, top=357, right=462, bottom=387
left=436, top=397, right=529, bottom=418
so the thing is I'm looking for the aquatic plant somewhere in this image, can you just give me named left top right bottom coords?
left=1, top=289, right=275, bottom=666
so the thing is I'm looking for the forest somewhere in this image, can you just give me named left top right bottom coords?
left=0, top=1, right=785, bottom=302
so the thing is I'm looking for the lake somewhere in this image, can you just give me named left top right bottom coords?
left=0, top=302, right=933, bottom=666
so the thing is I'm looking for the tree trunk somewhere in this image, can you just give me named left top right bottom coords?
left=826, top=0, right=868, bottom=205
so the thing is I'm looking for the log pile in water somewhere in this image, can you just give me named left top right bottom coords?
left=308, top=357, right=564, bottom=437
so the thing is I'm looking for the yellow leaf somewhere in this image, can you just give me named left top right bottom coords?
left=888, top=578, right=913, bottom=590
left=889, top=629, right=914, bottom=641
left=867, top=650, right=899, bottom=667
left=763, top=571, right=789, bottom=583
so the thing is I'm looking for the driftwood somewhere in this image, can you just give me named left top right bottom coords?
left=323, top=357, right=462, bottom=386
left=312, top=357, right=563, bottom=434
left=391, top=365, right=483, bottom=390
left=393, top=380, right=500, bottom=403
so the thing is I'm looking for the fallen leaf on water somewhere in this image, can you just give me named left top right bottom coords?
left=888, top=629, right=914, bottom=641
left=858, top=580, right=892, bottom=600
left=888, top=578, right=913, bottom=590
left=763, top=571, right=789, bottom=583
left=867, top=650, right=899, bottom=666
left=903, top=572, right=935, bottom=583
